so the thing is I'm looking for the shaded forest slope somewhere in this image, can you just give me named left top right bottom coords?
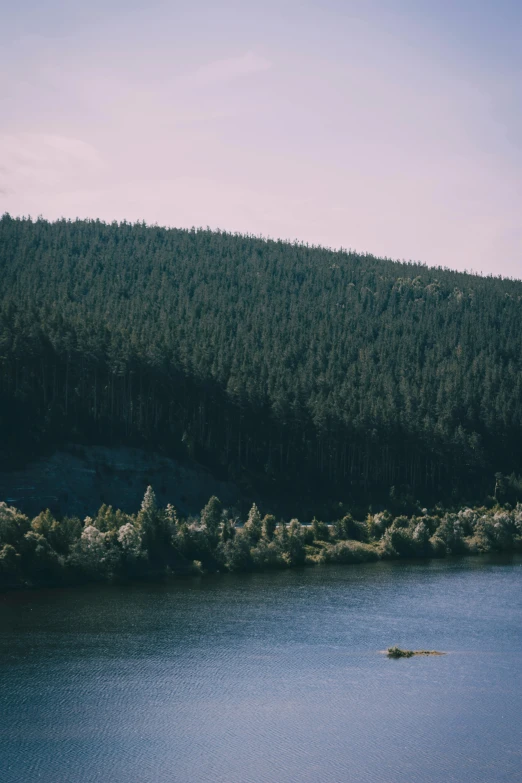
left=1, top=214, right=522, bottom=507
left=0, top=445, right=241, bottom=521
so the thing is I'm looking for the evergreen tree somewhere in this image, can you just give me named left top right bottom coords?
left=200, top=496, right=223, bottom=542
left=262, top=514, right=277, bottom=541
left=245, top=503, right=262, bottom=541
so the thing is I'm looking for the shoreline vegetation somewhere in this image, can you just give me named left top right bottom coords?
left=386, top=647, right=445, bottom=658
left=1, top=487, right=521, bottom=591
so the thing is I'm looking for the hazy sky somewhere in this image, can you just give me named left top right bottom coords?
left=1, top=0, right=521, bottom=277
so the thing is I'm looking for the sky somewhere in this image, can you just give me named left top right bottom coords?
left=1, top=0, right=521, bottom=277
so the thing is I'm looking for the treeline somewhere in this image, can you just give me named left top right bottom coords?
left=1, top=215, right=522, bottom=506
left=1, top=488, right=521, bottom=589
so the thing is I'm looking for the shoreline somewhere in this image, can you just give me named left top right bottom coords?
left=1, top=491, right=521, bottom=593
left=1, top=548, right=520, bottom=596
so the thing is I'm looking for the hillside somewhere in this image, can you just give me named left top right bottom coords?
left=1, top=214, right=522, bottom=509
left=0, top=445, right=241, bottom=521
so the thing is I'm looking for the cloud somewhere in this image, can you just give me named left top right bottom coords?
left=188, top=52, right=272, bottom=87
left=0, top=133, right=103, bottom=195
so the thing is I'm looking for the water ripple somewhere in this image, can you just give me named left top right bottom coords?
left=1, top=556, right=521, bottom=783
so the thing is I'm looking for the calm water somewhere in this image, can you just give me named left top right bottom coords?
left=1, top=556, right=521, bottom=783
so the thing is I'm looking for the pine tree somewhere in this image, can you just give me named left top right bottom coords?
left=245, top=503, right=262, bottom=541
left=262, top=514, right=277, bottom=541
left=200, top=496, right=223, bottom=541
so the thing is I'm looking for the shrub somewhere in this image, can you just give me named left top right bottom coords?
left=311, top=517, right=330, bottom=542
left=319, top=540, right=379, bottom=565
left=334, top=514, right=367, bottom=541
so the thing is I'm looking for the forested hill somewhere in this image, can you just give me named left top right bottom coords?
left=1, top=214, right=522, bottom=509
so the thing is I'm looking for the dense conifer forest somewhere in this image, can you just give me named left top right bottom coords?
left=1, top=214, right=522, bottom=510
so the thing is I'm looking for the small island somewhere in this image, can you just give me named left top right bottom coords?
left=387, top=647, right=445, bottom=658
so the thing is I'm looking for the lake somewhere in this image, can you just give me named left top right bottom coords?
left=1, top=556, right=521, bottom=783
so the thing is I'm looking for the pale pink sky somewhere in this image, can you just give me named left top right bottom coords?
left=1, top=0, right=521, bottom=277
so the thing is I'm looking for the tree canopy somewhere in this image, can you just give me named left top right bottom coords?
left=1, top=214, right=521, bottom=507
